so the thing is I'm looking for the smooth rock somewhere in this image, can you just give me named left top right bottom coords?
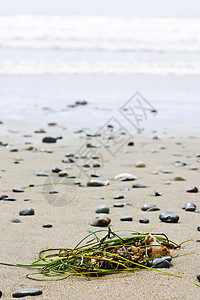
left=115, top=173, right=138, bottom=181
left=187, top=186, right=198, bottom=193
left=174, top=161, right=186, bottom=167
left=159, top=211, right=179, bottom=223
left=148, top=257, right=171, bottom=268
left=49, top=190, right=58, bottom=194
left=91, top=216, right=111, bottom=227
left=12, top=188, right=24, bottom=193
left=42, top=137, right=57, bottom=143
left=196, top=239, right=200, bottom=242
left=36, top=172, right=48, bottom=177
left=197, top=225, right=200, bottom=231
left=114, top=194, right=124, bottom=199
left=58, top=170, right=68, bottom=177
left=19, top=208, right=35, bottom=216
left=24, top=198, right=32, bottom=201
left=142, top=203, right=157, bottom=211
left=3, top=197, right=16, bottom=201
left=132, top=183, right=147, bottom=188
left=174, top=176, right=185, bottom=181
left=12, top=288, right=42, bottom=298
left=0, top=194, right=8, bottom=200
left=42, top=224, right=53, bottom=228
left=11, top=218, right=21, bottom=223
left=119, top=187, right=129, bottom=191
left=162, top=169, right=172, bottom=174
left=154, top=190, right=162, bottom=196
left=120, top=216, right=133, bottom=221
left=135, top=161, right=146, bottom=168
left=124, top=202, right=133, bottom=206
left=87, top=180, right=109, bottom=187
left=195, top=210, right=200, bottom=213
left=197, top=274, right=200, bottom=281
left=95, top=204, right=110, bottom=214
left=147, top=207, right=160, bottom=211
left=52, top=166, right=62, bottom=173
left=96, top=196, right=104, bottom=200
left=93, top=163, right=100, bottom=168
left=91, top=173, right=100, bottom=178
left=182, top=202, right=196, bottom=212
left=113, top=203, right=124, bottom=207
left=139, top=218, right=149, bottom=224
left=128, top=141, right=134, bottom=146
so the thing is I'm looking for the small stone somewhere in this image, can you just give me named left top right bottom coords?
left=162, top=169, right=172, bottom=174
left=159, top=211, right=179, bottom=223
left=187, top=186, right=198, bottom=193
left=3, top=197, right=16, bottom=201
left=43, top=137, right=57, bottom=143
left=49, top=190, right=58, bottom=194
left=12, top=188, right=24, bottom=193
left=195, top=210, right=200, bottom=213
left=65, top=153, right=74, bottom=157
left=87, top=180, right=109, bottom=187
left=139, top=218, right=149, bottom=224
left=174, top=161, right=186, bottom=167
left=147, top=207, right=160, bottom=211
left=19, top=208, right=35, bottom=216
left=91, top=173, right=100, bottom=178
left=96, top=196, right=104, bottom=200
left=197, top=274, right=200, bottom=281
left=196, top=239, right=200, bottom=242
left=142, top=203, right=157, bottom=211
left=10, top=148, right=18, bottom=152
left=115, top=173, right=138, bottom=181
left=124, top=202, right=133, bottom=206
left=48, top=122, right=57, bottom=126
left=12, top=288, right=42, bottom=298
left=120, top=216, right=133, bottom=221
left=91, top=216, right=111, bottom=227
left=86, top=143, right=97, bottom=148
left=135, top=161, right=146, bottom=168
left=152, top=136, right=159, bottom=140
left=119, top=187, right=129, bottom=191
left=174, top=176, right=185, bottom=181
left=52, top=166, right=62, bottom=173
left=114, top=194, right=124, bottom=200
left=0, top=195, right=8, bottom=200
left=58, top=170, right=68, bottom=177
left=11, top=218, right=21, bottom=223
left=24, top=198, right=32, bottom=201
left=174, top=153, right=182, bottom=157
left=36, top=172, right=48, bottom=177
left=132, top=183, right=147, bottom=188
left=35, top=129, right=46, bottom=133
left=182, top=202, right=196, bottom=211
left=113, top=203, right=124, bottom=207
left=93, top=163, right=100, bottom=168
left=197, top=225, right=200, bottom=231
left=154, top=190, right=162, bottom=196
left=42, top=224, right=53, bottom=228
left=95, top=204, right=110, bottom=214
left=128, top=141, right=134, bottom=146
left=148, top=257, right=171, bottom=268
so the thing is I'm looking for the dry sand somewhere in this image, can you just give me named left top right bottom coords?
left=0, top=120, right=200, bottom=299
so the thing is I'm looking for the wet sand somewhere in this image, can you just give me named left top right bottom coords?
left=0, top=118, right=200, bottom=299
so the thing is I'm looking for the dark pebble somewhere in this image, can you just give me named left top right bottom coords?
left=196, top=239, right=200, bottom=242
left=139, top=218, right=149, bottom=224
left=124, top=202, right=133, bottom=206
left=36, top=172, right=48, bottom=177
left=0, top=290, right=2, bottom=297
left=3, top=197, right=16, bottom=201
left=93, top=163, right=100, bottom=168
left=132, top=183, right=147, bottom=188
left=11, top=219, right=21, bottom=223
left=91, top=216, right=111, bottom=227
left=91, top=173, right=100, bottom=178
left=49, top=190, right=58, bottom=194
left=0, top=194, right=8, bottom=200
left=114, top=194, right=124, bottom=199
left=42, top=224, right=53, bottom=228
left=19, top=208, right=35, bottom=216
left=34, top=129, right=46, bottom=133
left=142, top=203, right=157, bottom=211
left=186, top=186, right=198, bottom=193
left=174, top=161, right=186, bottom=167
left=12, top=288, right=42, bottom=298
left=154, top=190, right=162, bottom=196
left=159, top=211, right=179, bottom=223
left=128, top=141, right=134, bottom=146
left=183, top=202, right=196, bottom=212
left=24, top=198, right=32, bottom=201
left=197, top=225, right=200, bottom=231
left=52, top=166, right=62, bottom=173
left=12, top=188, right=24, bottom=193
left=120, top=216, right=133, bottom=221
left=42, top=137, right=57, bottom=143
left=197, top=274, right=200, bottom=281
left=147, top=257, right=171, bottom=268
left=113, top=203, right=124, bottom=207
left=146, top=207, right=160, bottom=211
left=95, top=204, right=109, bottom=214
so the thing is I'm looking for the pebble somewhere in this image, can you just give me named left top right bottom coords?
left=11, top=218, right=21, bottom=223
left=49, top=190, right=58, bottom=194
left=12, top=288, right=42, bottom=298
left=182, top=202, right=196, bottom=212
left=95, top=204, right=110, bottom=214
left=115, top=173, right=138, bottom=181
left=3, top=197, right=16, bottom=201
left=132, top=183, right=147, bottom=188
left=19, top=208, right=35, bottom=216
left=197, top=274, right=200, bottom=281
left=159, top=211, right=179, bottom=223
left=196, top=239, right=200, bottom=242
left=42, top=137, right=57, bottom=143
left=119, top=187, right=129, bottom=191
left=36, top=172, right=48, bottom=177
left=124, top=202, right=133, bottom=206
left=96, top=196, right=104, bottom=200
left=87, top=180, right=109, bottom=187
left=58, top=170, right=68, bottom=177
left=162, top=169, right=172, bottom=174
left=186, top=186, right=198, bottom=193
left=114, top=194, right=124, bottom=199
left=65, top=153, right=74, bottom=157
left=174, top=161, right=186, bottom=167
left=154, top=190, right=162, bottom=196
left=91, top=216, right=111, bottom=227
left=120, top=216, right=133, bottom=221
left=35, top=129, right=46, bottom=133
left=0, top=290, right=2, bottom=297
left=93, top=163, right=100, bottom=168
left=195, top=210, right=200, bottom=213
left=147, top=257, right=171, bottom=268
left=174, top=176, right=185, bottom=181
left=42, top=224, right=53, bottom=228
left=113, top=203, right=124, bottom=207
left=24, top=198, right=32, bottom=201
left=52, top=166, right=62, bottom=173
left=128, top=141, right=134, bottom=146
left=0, top=194, right=8, bottom=200
left=12, top=188, right=24, bottom=193
left=91, top=173, right=100, bottom=178
left=142, top=203, right=157, bottom=211
left=139, top=218, right=149, bottom=224
left=135, top=161, right=146, bottom=168
left=197, top=225, right=200, bottom=231
left=147, top=207, right=160, bottom=211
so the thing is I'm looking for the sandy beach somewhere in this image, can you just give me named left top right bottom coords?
left=0, top=115, right=200, bottom=299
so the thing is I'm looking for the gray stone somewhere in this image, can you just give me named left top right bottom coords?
left=120, top=216, right=133, bottom=221
left=43, top=137, right=57, bottom=143
left=142, top=203, right=157, bottom=211
left=159, top=211, right=179, bottom=223
left=124, top=202, right=133, bottom=206
left=36, top=172, right=48, bottom=177
left=197, top=225, right=200, bottom=231
left=52, top=166, right=62, bottom=173
left=91, top=173, right=100, bottom=177
left=19, top=208, right=35, bottom=216
left=114, top=194, right=124, bottom=199
left=3, top=197, right=16, bottom=201
left=12, top=188, right=24, bottom=193
left=24, top=198, right=32, bottom=201
left=162, top=169, right=172, bottom=174
left=182, top=202, right=196, bottom=212
left=174, top=161, right=186, bottom=167
left=148, top=257, right=171, bottom=268
left=11, top=219, right=21, bottom=223
left=132, top=183, right=147, bottom=188
left=196, top=239, right=200, bottom=242
left=91, top=216, right=111, bottom=227
left=49, top=190, right=58, bottom=194
left=95, top=204, right=110, bottom=214
left=154, top=190, right=162, bottom=196
left=42, top=224, right=53, bottom=228
left=0, top=194, right=8, bottom=200
left=12, top=288, right=42, bottom=298
left=87, top=180, right=109, bottom=187
left=139, top=218, right=149, bottom=224
left=58, top=170, right=68, bottom=177
left=187, top=186, right=198, bottom=193
left=113, top=203, right=124, bottom=207
left=146, top=207, right=160, bottom=211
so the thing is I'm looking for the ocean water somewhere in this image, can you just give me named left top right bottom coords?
left=0, top=15, right=199, bottom=134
